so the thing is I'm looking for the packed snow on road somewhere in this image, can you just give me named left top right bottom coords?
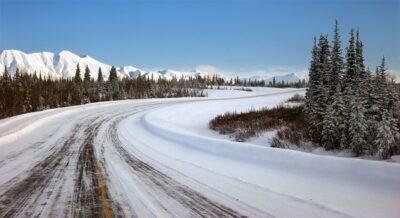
left=0, top=87, right=398, bottom=217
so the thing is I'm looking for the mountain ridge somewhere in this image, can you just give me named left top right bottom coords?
left=0, top=49, right=303, bottom=83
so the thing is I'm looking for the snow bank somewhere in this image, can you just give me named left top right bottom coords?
left=132, top=88, right=400, bottom=218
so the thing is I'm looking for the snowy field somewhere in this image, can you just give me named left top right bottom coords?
left=0, top=87, right=399, bottom=217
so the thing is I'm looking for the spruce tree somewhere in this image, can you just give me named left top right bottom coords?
left=329, top=20, right=344, bottom=98
left=376, top=110, right=398, bottom=159
left=377, top=57, right=390, bottom=112
left=2, top=66, right=13, bottom=116
left=97, top=67, right=104, bottom=83
left=355, top=30, right=370, bottom=111
left=13, top=68, right=25, bottom=114
left=304, top=37, right=321, bottom=142
left=349, top=96, right=368, bottom=156
left=363, top=68, right=380, bottom=149
left=108, top=66, right=119, bottom=99
left=109, top=66, right=118, bottom=83
left=322, top=103, right=337, bottom=150
left=355, top=30, right=366, bottom=80
left=318, top=35, right=331, bottom=88
left=313, top=35, right=331, bottom=143
left=84, top=65, right=91, bottom=85
left=341, top=29, right=358, bottom=148
left=343, top=29, right=357, bottom=95
left=74, top=63, right=82, bottom=84
left=322, top=85, right=346, bottom=150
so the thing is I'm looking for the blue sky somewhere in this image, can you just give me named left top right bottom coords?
left=0, top=0, right=399, bottom=75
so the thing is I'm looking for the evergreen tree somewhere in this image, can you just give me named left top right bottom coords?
left=109, top=66, right=118, bottom=83
left=376, top=57, right=390, bottom=112
left=341, top=29, right=358, bottom=148
left=304, top=37, right=320, bottom=141
left=376, top=110, right=398, bottom=159
left=311, top=35, right=331, bottom=143
left=74, top=63, right=82, bottom=84
left=2, top=66, right=14, bottom=116
left=322, top=85, right=346, bottom=150
left=318, top=35, right=331, bottom=87
left=13, top=68, right=25, bottom=114
left=108, top=66, right=120, bottom=99
left=364, top=68, right=380, bottom=148
left=349, top=96, right=368, bottom=156
left=343, top=29, right=358, bottom=95
left=355, top=30, right=366, bottom=80
left=355, top=30, right=370, bottom=112
left=364, top=68, right=376, bottom=112
left=329, top=20, right=344, bottom=98
left=84, top=65, right=91, bottom=85
left=321, top=103, right=337, bottom=149
left=97, top=67, right=104, bottom=83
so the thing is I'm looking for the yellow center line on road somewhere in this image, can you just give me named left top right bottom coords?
left=96, top=161, right=112, bottom=218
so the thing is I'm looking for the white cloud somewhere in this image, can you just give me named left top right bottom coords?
left=195, top=65, right=223, bottom=74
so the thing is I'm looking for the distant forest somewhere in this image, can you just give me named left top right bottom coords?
left=0, top=65, right=305, bottom=119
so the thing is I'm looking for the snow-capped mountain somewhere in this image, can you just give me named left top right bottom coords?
left=0, top=50, right=208, bottom=80
left=0, top=49, right=304, bottom=83
left=265, top=73, right=303, bottom=84
left=0, top=49, right=120, bottom=79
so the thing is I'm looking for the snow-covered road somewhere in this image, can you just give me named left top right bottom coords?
left=0, top=88, right=399, bottom=218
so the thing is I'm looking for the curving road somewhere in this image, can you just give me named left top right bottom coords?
left=0, top=90, right=399, bottom=218
left=0, top=94, right=268, bottom=217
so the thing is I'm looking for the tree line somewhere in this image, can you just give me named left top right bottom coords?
left=304, top=21, right=400, bottom=159
left=0, top=64, right=207, bottom=118
left=228, top=76, right=307, bottom=88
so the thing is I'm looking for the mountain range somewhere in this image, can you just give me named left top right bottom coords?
left=0, top=49, right=304, bottom=83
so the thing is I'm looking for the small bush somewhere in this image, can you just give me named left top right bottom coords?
left=270, top=137, right=288, bottom=148
left=276, top=124, right=305, bottom=145
left=234, top=87, right=253, bottom=92
left=287, top=94, right=305, bottom=103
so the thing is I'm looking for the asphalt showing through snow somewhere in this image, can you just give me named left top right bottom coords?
left=0, top=100, right=254, bottom=217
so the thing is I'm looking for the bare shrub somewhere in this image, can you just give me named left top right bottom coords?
left=234, top=87, right=253, bottom=92
left=270, top=137, right=288, bottom=148
left=276, top=125, right=304, bottom=145
left=209, top=105, right=307, bottom=142
left=287, top=94, right=305, bottom=103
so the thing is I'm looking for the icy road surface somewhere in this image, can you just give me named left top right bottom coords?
left=0, top=88, right=399, bottom=218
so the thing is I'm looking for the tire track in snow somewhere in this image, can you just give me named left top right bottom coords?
left=0, top=114, right=123, bottom=217
left=71, top=115, right=123, bottom=217
left=106, top=113, right=247, bottom=217
left=0, top=103, right=166, bottom=217
left=0, top=119, right=84, bottom=217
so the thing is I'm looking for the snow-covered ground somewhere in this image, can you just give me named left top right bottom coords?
left=0, top=87, right=399, bottom=217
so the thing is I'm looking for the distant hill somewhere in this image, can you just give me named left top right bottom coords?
left=0, top=49, right=305, bottom=83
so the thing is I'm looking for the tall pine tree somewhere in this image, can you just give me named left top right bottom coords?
left=304, top=37, right=321, bottom=142
left=376, top=110, right=398, bottom=159
left=343, top=29, right=357, bottom=95
left=97, top=67, right=104, bottom=83
left=329, top=20, right=344, bottom=98
left=74, top=63, right=82, bottom=84
left=84, top=65, right=91, bottom=85
left=349, top=95, right=368, bottom=156
left=313, top=35, right=331, bottom=143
